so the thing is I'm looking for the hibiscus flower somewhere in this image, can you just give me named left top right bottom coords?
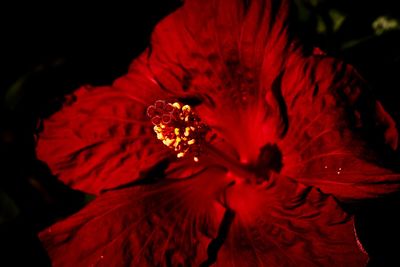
left=36, top=0, right=400, bottom=266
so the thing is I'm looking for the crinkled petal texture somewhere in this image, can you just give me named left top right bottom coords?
left=145, top=0, right=399, bottom=201
left=278, top=57, right=399, bottom=201
left=218, top=173, right=367, bottom=266
left=36, top=0, right=399, bottom=198
left=40, top=170, right=367, bottom=267
left=36, top=53, right=178, bottom=195
left=40, top=168, right=229, bottom=267
left=38, top=0, right=400, bottom=266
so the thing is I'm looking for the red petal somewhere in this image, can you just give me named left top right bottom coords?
left=37, top=0, right=400, bottom=204
left=36, top=0, right=292, bottom=194
left=40, top=170, right=367, bottom=266
left=279, top=56, right=400, bottom=201
left=146, top=0, right=400, bottom=200
left=36, top=52, right=178, bottom=195
left=216, top=173, right=368, bottom=266
left=147, top=0, right=294, bottom=162
left=40, top=167, right=230, bottom=267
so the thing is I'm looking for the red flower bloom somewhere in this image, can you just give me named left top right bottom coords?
left=36, top=0, right=399, bottom=266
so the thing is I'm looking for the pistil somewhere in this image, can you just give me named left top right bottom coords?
left=147, top=100, right=260, bottom=182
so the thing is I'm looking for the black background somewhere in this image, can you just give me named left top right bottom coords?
left=1, top=1, right=400, bottom=266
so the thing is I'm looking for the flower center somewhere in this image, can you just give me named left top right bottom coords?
left=147, top=100, right=208, bottom=162
left=147, top=100, right=283, bottom=184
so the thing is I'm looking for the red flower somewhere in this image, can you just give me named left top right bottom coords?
left=36, top=0, right=399, bottom=266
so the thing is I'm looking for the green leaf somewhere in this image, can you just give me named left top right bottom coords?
left=373, top=16, right=400, bottom=36
left=329, top=9, right=346, bottom=32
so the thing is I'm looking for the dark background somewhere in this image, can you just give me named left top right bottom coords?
left=0, top=1, right=400, bottom=266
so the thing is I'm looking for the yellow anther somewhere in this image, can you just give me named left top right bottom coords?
left=182, top=105, right=191, bottom=112
left=162, top=138, right=174, bottom=146
left=188, top=139, right=195, bottom=145
left=177, top=152, right=185, bottom=158
left=156, top=133, right=164, bottom=140
left=174, top=128, right=180, bottom=135
left=174, top=137, right=181, bottom=147
left=184, top=127, right=190, bottom=137
left=172, top=102, right=181, bottom=109
left=154, top=126, right=161, bottom=132
left=193, top=157, right=199, bottom=162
